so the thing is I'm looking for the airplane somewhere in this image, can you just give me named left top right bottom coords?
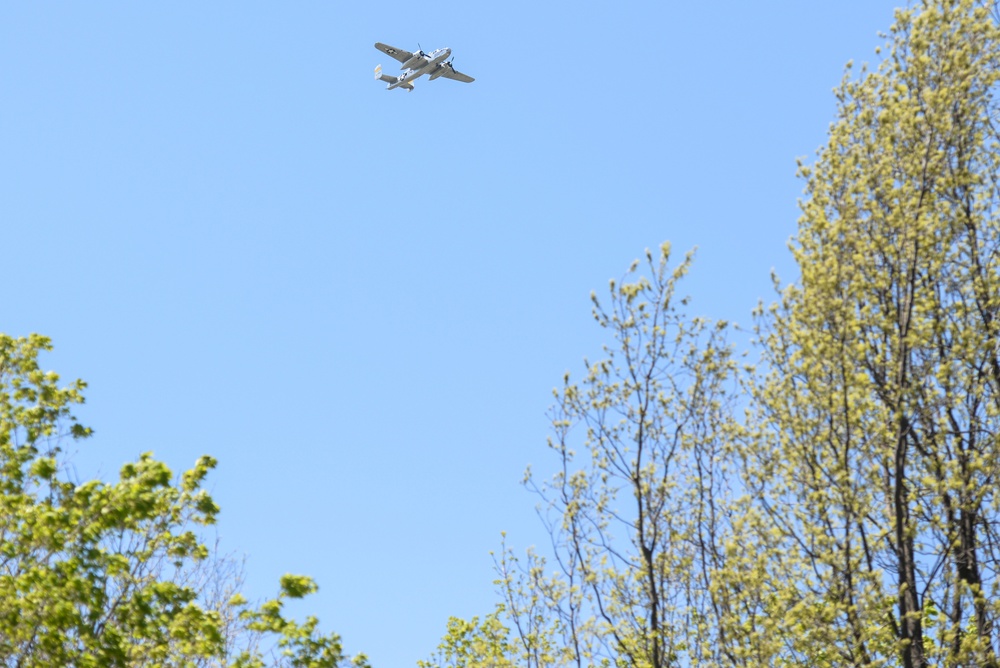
left=373, top=42, right=474, bottom=92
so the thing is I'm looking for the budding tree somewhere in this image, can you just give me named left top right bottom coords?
left=748, top=1, right=1000, bottom=665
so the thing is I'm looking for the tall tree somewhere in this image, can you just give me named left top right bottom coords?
left=750, top=0, right=1000, bottom=665
left=425, top=245, right=740, bottom=668
left=0, top=333, right=364, bottom=668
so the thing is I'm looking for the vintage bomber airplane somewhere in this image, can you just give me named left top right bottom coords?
left=373, top=42, right=474, bottom=92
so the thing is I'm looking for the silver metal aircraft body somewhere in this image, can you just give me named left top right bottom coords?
left=373, top=42, right=474, bottom=92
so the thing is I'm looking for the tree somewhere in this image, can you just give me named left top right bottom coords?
left=423, top=246, right=743, bottom=668
left=748, top=1, right=1000, bottom=665
left=0, top=333, right=365, bottom=668
left=424, top=1, right=1000, bottom=666
left=416, top=608, right=518, bottom=668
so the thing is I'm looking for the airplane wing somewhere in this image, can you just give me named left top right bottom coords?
left=439, top=66, right=475, bottom=83
left=374, top=42, right=412, bottom=65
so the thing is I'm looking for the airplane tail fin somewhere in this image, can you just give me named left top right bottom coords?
left=374, top=64, right=397, bottom=84
left=375, top=63, right=414, bottom=91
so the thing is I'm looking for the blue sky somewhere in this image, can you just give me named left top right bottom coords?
left=3, top=2, right=902, bottom=665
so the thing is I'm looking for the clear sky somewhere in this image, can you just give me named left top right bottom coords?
left=2, top=2, right=902, bottom=665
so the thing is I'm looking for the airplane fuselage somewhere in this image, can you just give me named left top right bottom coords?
left=387, top=47, right=451, bottom=90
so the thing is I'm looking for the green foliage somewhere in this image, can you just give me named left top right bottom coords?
left=418, top=607, right=519, bottom=668
left=233, top=574, right=359, bottom=668
left=0, top=333, right=357, bottom=667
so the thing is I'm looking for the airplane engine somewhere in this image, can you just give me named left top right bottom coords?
left=402, top=51, right=427, bottom=69
left=429, top=62, right=452, bottom=80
